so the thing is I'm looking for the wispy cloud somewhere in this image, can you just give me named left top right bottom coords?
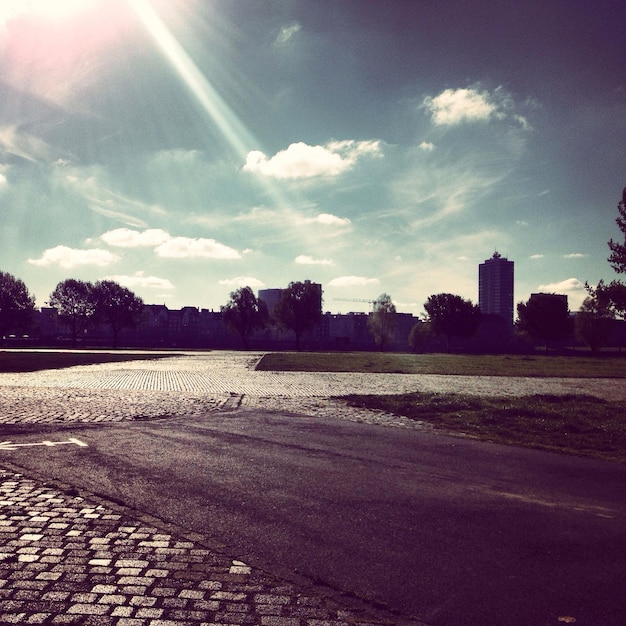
left=28, top=245, right=120, bottom=269
left=328, top=276, right=380, bottom=287
left=218, top=276, right=266, bottom=288
left=243, top=140, right=382, bottom=179
left=529, top=254, right=544, bottom=259
left=563, top=253, right=588, bottom=259
left=155, top=237, right=240, bottom=260
left=0, top=126, right=54, bottom=162
left=295, top=255, right=334, bottom=266
left=274, top=21, right=301, bottom=45
left=418, top=141, right=435, bottom=152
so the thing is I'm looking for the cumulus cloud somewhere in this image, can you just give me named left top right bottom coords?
left=307, top=213, right=351, bottom=226
left=538, top=278, right=585, bottom=293
left=103, top=271, right=174, bottom=290
left=328, top=276, right=380, bottom=287
left=243, top=140, right=381, bottom=179
left=423, top=86, right=528, bottom=127
left=295, top=255, right=334, bottom=266
left=218, top=276, right=266, bottom=288
left=99, top=228, right=171, bottom=248
left=155, top=237, right=240, bottom=260
left=418, top=141, right=435, bottom=151
left=28, top=246, right=120, bottom=269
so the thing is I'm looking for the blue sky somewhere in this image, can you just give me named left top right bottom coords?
left=1, top=0, right=624, bottom=315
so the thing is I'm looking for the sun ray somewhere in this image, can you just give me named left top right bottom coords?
left=127, top=0, right=293, bottom=213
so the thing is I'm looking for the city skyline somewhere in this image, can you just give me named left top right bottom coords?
left=1, top=0, right=624, bottom=315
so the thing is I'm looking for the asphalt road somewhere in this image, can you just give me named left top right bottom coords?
left=2, top=410, right=626, bottom=626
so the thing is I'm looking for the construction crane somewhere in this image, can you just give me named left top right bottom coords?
left=332, top=298, right=377, bottom=310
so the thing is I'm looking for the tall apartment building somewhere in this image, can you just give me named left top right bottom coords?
left=478, top=252, right=514, bottom=328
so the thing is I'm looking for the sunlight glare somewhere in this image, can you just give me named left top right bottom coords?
left=2, top=0, right=100, bottom=22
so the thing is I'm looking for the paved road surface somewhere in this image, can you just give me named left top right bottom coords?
left=1, top=351, right=625, bottom=625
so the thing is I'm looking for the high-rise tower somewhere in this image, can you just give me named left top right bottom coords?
left=478, top=252, right=514, bottom=328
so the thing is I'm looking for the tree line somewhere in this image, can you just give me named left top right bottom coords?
left=0, top=277, right=143, bottom=348
left=1, top=186, right=625, bottom=351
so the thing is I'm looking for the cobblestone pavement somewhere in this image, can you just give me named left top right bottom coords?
left=1, top=351, right=624, bottom=625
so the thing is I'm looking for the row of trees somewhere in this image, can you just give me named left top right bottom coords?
left=0, top=276, right=144, bottom=348
left=2, top=187, right=625, bottom=351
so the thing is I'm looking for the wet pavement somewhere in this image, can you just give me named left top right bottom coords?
left=1, top=351, right=624, bottom=625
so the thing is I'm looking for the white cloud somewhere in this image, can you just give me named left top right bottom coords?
left=307, top=213, right=351, bottom=226
left=0, top=125, right=53, bottom=162
left=423, top=86, right=528, bottom=127
left=243, top=140, right=381, bottom=179
left=563, top=253, right=588, bottom=259
left=155, top=237, right=240, bottom=260
left=103, top=271, right=174, bottom=290
left=295, top=255, right=334, bottom=266
left=275, top=21, right=301, bottom=45
left=529, top=254, right=544, bottom=259
left=328, top=276, right=380, bottom=287
left=537, top=278, right=585, bottom=294
left=99, top=228, right=171, bottom=248
left=419, top=141, right=435, bottom=151
left=28, top=245, right=120, bottom=269
left=218, top=276, right=266, bottom=288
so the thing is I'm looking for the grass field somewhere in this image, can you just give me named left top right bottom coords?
left=0, top=351, right=175, bottom=372
left=256, top=351, right=626, bottom=378
left=258, top=351, right=626, bottom=463
left=343, top=391, right=626, bottom=463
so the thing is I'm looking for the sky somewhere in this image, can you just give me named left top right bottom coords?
left=0, top=0, right=624, bottom=316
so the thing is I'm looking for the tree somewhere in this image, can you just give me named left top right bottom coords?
left=221, top=286, right=268, bottom=349
left=516, top=293, right=572, bottom=350
left=49, top=279, right=96, bottom=345
left=274, top=280, right=322, bottom=350
left=424, top=293, right=481, bottom=352
left=367, top=293, right=397, bottom=350
left=575, top=284, right=615, bottom=353
left=92, top=280, right=144, bottom=348
left=0, top=271, right=36, bottom=341
left=408, top=320, right=433, bottom=353
left=607, top=187, right=626, bottom=273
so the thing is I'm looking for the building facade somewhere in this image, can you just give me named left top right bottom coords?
left=478, top=252, right=514, bottom=328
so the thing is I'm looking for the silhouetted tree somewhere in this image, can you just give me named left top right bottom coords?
left=516, top=293, right=572, bottom=350
left=0, top=271, right=36, bottom=342
left=49, top=279, right=95, bottom=345
left=408, top=320, right=433, bottom=352
left=221, top=286, right=268, bottom=349
left=92, top=280, right=144, bottom=348
left=575, top=287, right=615, bottom=353
left=424, top=293, right=481, bottom=352
left=274, top=280, right=322, bottom=350
left=608, top=187, right=626, bottom=273
left=367, top=293, right=397, bottom=350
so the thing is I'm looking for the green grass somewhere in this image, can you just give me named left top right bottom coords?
left=0, top=351, right=177, bottom=372
left=256, top=351, right=626, bottom=378
left=342, top=391, right=626, bottom=463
